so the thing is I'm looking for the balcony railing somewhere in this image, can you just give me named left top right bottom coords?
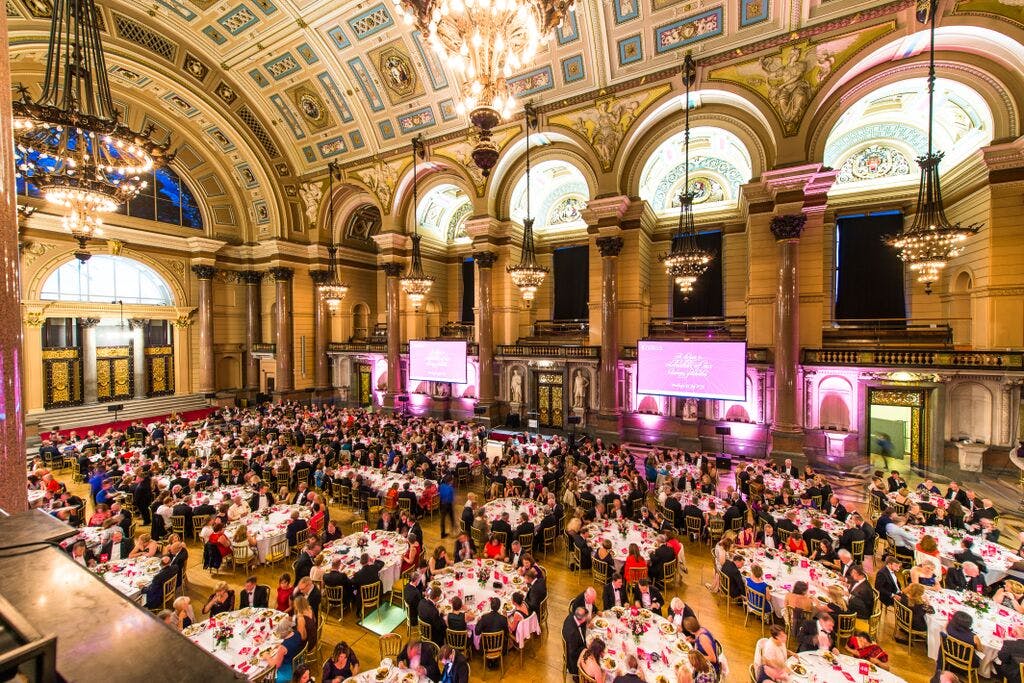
left=647, top=316, right=746, bottom=339
left=620, top=346, right=771, bottom=363
left=440, top=321, right=475, bottom=339
left=495, top=344, right=599, bottom=359
left=250, top=343, right=275, bottom=355
left=531, top=319, right=589, bottom=339
left=822, top=318, right=956, bottom=349
left=803, top=348, right=1024, bottom=370
left=328, top=341, right=479, bottom=355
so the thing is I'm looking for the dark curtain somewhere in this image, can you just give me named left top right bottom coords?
left=553, top=245, right=589, bottom=320
left=834, top=213, right=906, bottom=320
left=672, top=232, right=724, bottom=318
left=461, top=258, right=475, bottom=323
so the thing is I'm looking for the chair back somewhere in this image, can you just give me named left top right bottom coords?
left=850, top=539, right=865, bottom=563
left=170, top=515, right=186, bottom=536
left=293, top=527, right=309, bottom=550
left=836, top=612, right=857, bottom=641
left=518, top=532, right=535, bottom=550
left=539, top=596, right=549, bottom=630
left=708, top=517, right=725, bottom=542
left=267, top=537, right=289, bottom=564
left=661, top=558, right=678, bottom=587
left=380, top=633, right=402, bottom=659
left=323, top=584, right=345, bottom=607
left=471, top=526, right=485, bottom=549
left=360, top=581, right=382, bottom=615
left=418, top=621, right=434, bottom=645
left=192, top=515, right=210, bottom=540
left=941, top=635, right=977, bottom=674
left=625, top=565, right=648, bottom=585
left=591, top=557, right=611, bottom=586
left=161, top=575, right=177, bottom=608
left=894, top=599, right=914, bottom=635
left=351, top=519, right=368, bottom=533
left=493, top=531, right=507, bottom=547
left=730, top=517, right=743, bottom=532
left=745, top=585, right=769, bottom=618
left=481, top=631, right=505, bottom=659
left=543, top=525, right=557, bottom=548
left=685, top=516, right=702, bottom=538
left=445, top=628, right=469, bottom=654
left=578, top=668, right=598, bottom=683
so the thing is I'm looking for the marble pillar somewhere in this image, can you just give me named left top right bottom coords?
left=596, top=236, right=624, bottom=417
left=192, top=265, right=216, bottom=394
left=474, top=251, right=497, bottom=409
left=270, top=267, right=295, bottom=394
left=382, top=262, right=403, bottom=406
left=770, top=214, right=806, bottom=435
left=0, top=6, right=27, bottom=513
left=129, top=319, right=149, bottom=399
left=81, top=318, right=100, bottom=404
left=240, top=271, right=262, bottom=391
left=309, top=270, right=332, bottom=393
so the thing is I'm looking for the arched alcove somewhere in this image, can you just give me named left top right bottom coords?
left=818, top=376, right=854, bottom=430
left=949, top=382, right=992, bottom=443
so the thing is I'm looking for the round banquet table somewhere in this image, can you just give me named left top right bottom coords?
left=27, top=489, right=47, bottom=508
left=576, top=475, right=633, bottom=504
left=337, top=466, right=429, bottom=500
left=431, top=558, right=541, bottom=647
left=226, top=504, right=309, bottom=563
left=60, top=525, right=107, bottom=552
left=924, top=588, right=1024, bottom=677
left=432, top=452, right=478, bottom=472
left=735, top=547, right=845, bottom=616
left=185, top=484, right=253, bottom=510
left=500, top=464, right=547, bottom=485
left=183, top=608, right=287, bottom=680
left=581, top=519, right=659, bottom=572
left=98, top=555, right=163, bottom=602
left=762, top=472, right=808, bottom=497
left=786, top=652, right=907, bottom=683
left=586, top=608, right=692, bottom=683
left=480, top=497, right=545, bottom=527
left=320, top=530, right=409, bottom=592
left=909, top=525, right=1022, bottom=585
left=771, top=508, right=846, bottom=544
left=156, top=468, right=203, bottom=490
left=346, top=659, right=429, bottom=683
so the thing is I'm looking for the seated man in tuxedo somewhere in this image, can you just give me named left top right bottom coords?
left=874, top=555, right=903, bottom=607
left=996, top=626, right=1024, bottom=683
left=323, top=556, right=349, bottom=588
left=239, top=576, right=270, bottom=608
left=285, top=510, right=308, bottom=548
left=417, top=587, right=447, bottom=645
left=475, top=596, right=510, bottom=654
left=846, top=566, right=875, bottom=620
left=632, top=578, right=664, bottom=616
left=99, top=528, right=132, bottom=562
left=397, top=639, right=440, bottom=681
left=348, top=552, right=384, bottom=612
left=796, top=612, right=838, bottom=653
left=720, top=554, right=746, bottom=600
left=569, top=586, right=599, bottom=620
left=144, top=556, right=178, bottom=610
left=603, top=573, right=629, bottom=610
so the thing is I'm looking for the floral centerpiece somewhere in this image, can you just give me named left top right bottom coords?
left=622, top=606, right=650, bottom=644
left=357, top=534, right=369, bottom=549
left=213, top=624, right=235, bottom=650
left=963, top=591, right=991, bottom=614
left=618, top=522, right=629, bottom=539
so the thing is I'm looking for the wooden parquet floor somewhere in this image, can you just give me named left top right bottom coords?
left=73, top=478, right=940, bottom=683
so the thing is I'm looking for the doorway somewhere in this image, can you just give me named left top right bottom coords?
left=535, top=372, right=564, bottom=429
left=356, top=363, right=372, bottom=406
left=867, top=388, right=927, bottom=471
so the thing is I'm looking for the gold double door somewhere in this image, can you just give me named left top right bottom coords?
left=536, top=372, right=564, bottom=429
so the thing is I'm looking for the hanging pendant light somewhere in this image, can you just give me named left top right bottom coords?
left=660, top=53, right=713, bottom=300
left=400, top=134, right=435, bottom=311
left=319, top=161, right=349, bottom=312
left=507, top=103, right=549, bottom=307
left=885, top=0, right=980, bottom=294
left=13, top=0, right=170, bottom=261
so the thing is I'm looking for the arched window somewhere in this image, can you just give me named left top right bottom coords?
left=41, top=255, right=174, bottom=305
left=416, top=184, right=472, bottom=243
left=509, top=158, right=589, bottom=231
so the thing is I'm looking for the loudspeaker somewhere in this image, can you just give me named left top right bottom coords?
left=714, top=426, right=732, bottom=436
left=203, top=392, right=217, bottom=399
left=567, top=416, right=581, bottom=425
left=473, top=406, right=487, bottom=415
left=397, top=395, right=409, bottom=403
left=106, top=404, right=125, bottom=412
left=715, top=456, right=732, bottom=471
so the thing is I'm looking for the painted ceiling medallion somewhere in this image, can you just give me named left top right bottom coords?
left=286, top=82, right=335, bottom=133
left=370, top=39, right=424, bottom=105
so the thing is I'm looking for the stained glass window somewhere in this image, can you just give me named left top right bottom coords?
left=41, top=255, right=174, bottom=305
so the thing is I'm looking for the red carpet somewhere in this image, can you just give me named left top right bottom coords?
left=41, top=406, right=218, bottom=442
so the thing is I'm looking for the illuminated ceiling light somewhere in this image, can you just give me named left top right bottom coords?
left=13, top=0, right=170, bottom=260
left=507, top=103, right=548, bottom=307
left=659, top=53, right=713, bottom=300
left=320, top=161, right=349, bottom=312
left=885, top=0, right=980, bottom=295
left=400, top=135, right=434, bottom=311
left=393, top=0, right=574, bottom=176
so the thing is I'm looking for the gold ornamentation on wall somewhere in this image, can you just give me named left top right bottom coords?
left=145, top=346, right=173, bottom=356
left=96, top=346, right=130, bottom=359
left=42, top=348, right=79, bottom=360
left=871, top=390, right=922, bottom=407
left=43, top=347, right=81, bottom=408
left=97, top=361, right=111, bottom=400
left=51, top=363, right=70, bottom=403
left=113, top=359, right=131, bottom=397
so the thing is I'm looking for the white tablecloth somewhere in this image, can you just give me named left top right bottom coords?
left=59, top=526, right=107, bottom=552
left=321, top=530, right=408, bottom=592
left=226, top=504, right=309, bottom=562
left=98, top=556, right=163, bottom=602
left=480, top=498, right=545, bottom=527
left=27, top=489, right=47, bottom=508
left=787, top=652, right=906, bottom=683
left=772, top=508, right=847, bottom=544
left=432, top=559, right=541, bottom=647
left=736, top=547, right=844, bottom=616
left=577, top=475, right=633, bottom=503
left=763, top=472, right=808, bottom=497
left=185, top=485, right=253, bottom=510
left=587, top=608, right=692, bottom=683
left=337, top=466, right=430, bottom=500
left=183, top=608, right=286, bottom=680
left=909, top=525, right=1021, bottom=585
left=924, top=588, right=1024, bottom=677
left=348, top=660, right=429, bottom=683
left=581, top=519, right=659, bottom=571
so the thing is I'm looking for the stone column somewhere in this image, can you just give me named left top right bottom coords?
left=270, top=267, right=295, bottom=394
left=596, top=236, right=624, bottom=417
left=474, top=251, right=497, bottom=410
left=129, top=319, right=149, bottom=399
left=0, top=6, right=27, bottom=511
left=309, top=270, right=332, bottom=394
left=770, top=214, right=806, bottom=435
left=382, top=262, right=404, bottom=406
left=240, top=271, right=262, bottom=391
left=192, top=265, right=216, bottom=394
left=81, top=317, right=100, bottom=404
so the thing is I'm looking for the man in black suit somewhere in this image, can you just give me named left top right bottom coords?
left=838, top=518, right=866, bottom=555
left=323, top=556, right=348, bottom=588
left=648, top=535, right=676, bottom=588
left=947, top=561, right=987, bottom=594
left=99, top=528, right=132, bottom=562
left=513, top=513, right=536, bottom=548
left=996, top=627, right=1024, bottom=683
left=248, top=484, right=275, bottom=512
left=524, top=567, right=546, bottom=615
left=632, top=578, right=664, bottom=615
left=874, top=556, right=903, bottom=606
left=461, top=500, right=477, bottom=535
left=144, top=556, right=178, bottom=610
left=613, top=656, right=648, bottom=683
left=846, top=566, right=874, bottom=619
left=562, top=606, right=589, bottom=678
left=955, top=538, right=989, bottom=576
left=417, top=587, right=447, bottom=645
left=239, top=576, right=270, bottom=608
left=453, top=531, right=475, bottom=562
left=721, top=554, right=745, bottom=600
left=475, top=596, right=510, bottom=653
left=170, top=498, right=193, bottom=533
left=294, top=577, right=321, bottom=616
left=569, top=587, right=599, bottom=620
left=825, top=495, right=849, bottom=523
left=404, top=572, right=424, bottom=628
left=796, top=612, right=837, bottom=653
left=293, top=540, right=320, bottom=581
left=349, top=552, right=384, bottom=611
left=603, top=573, right=629, bottom=610
left=397, top=640, right=440, bottom=680
left=802, top=518, right=832, bottom=547
left=165, top=539, right=189, bottom=587
left=490, top=513, right=513, bottom=548
left=945, top=481, right=970, bottom=507
left=285, top=511, right=309, bottom=548
left=508, top=540, right=526, bottom=568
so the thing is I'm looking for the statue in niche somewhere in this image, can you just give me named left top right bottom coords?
left=683, top=398, right=698, bottom=421
left=510, top=369, right=523, bottom=404
left=572, top=369, right=590, bottom=410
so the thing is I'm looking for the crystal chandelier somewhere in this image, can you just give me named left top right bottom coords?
left=660, top=54, right=713, bottom=300
left=393, top=0, right=574, bottom=176
left=886, top=0, right=980, bottom=294
left=320, top=161, right=349, bottom=312
left=507, top=104, right=548, bottom=307
left=13, top=0, right=169, bottom=262
left=400, top=135, right=435, bottom=310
